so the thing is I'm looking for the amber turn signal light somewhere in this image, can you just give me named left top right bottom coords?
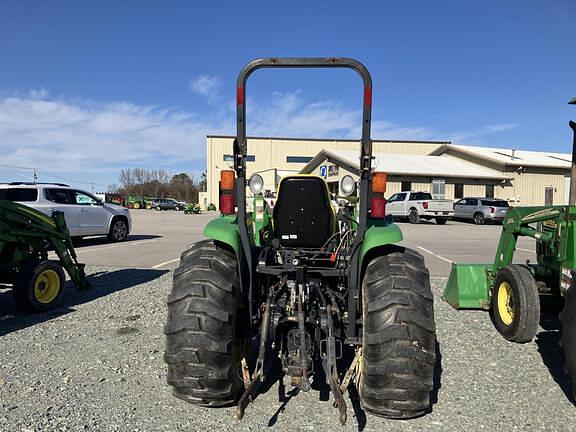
left=372, top=172, right=387, bottom=193
left=220, top=170, right=235, bottom=191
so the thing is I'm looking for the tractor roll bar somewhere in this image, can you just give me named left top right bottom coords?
left=235, top=57, right=373, bottom=175
left=569, top=97, right=576, bottom=206
left=234, top=58, right=374, bottom=334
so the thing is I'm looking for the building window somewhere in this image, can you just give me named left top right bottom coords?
left=455, top=183, right=464, bottom=199
left=485, top=184, right=494, bottom=198
left=223, top=154, right=255, bottom=162
left=431, top=179, right=446, bottom=199
left=286, top=156, right=313, bottom=163
left=401, top=181, right=412, bottom=192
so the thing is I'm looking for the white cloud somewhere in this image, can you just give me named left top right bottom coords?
left=0, top=93, right=216, bottom=180
left=446, top=123, right=518, bottom=143
left=189, top=75, right=222, bottom=102
left=0, top=88, right=518, bottom=186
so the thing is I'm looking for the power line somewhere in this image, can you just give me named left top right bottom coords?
left=0, top=162, right=35, bottom=170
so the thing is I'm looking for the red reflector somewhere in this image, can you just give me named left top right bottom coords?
left=371, top=197, right=386, bottom=218
left=237, top=86, right=244, bottom=105
left=220, top=194, right=235, bottom=215
left=330, top=253, right=337, bottom=263
left=364, top=87, right=372, bottom=106
left=423, top=202, right=428, bottom=210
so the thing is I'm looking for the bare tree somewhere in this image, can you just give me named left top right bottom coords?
left=119, top=169, right=133, bottom=191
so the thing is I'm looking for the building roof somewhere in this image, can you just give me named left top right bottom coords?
left=430, top=144, right=571, bottom=169
left=207, top=134, right=451, bottom=145
left=301, top=150, right=512, bottom=180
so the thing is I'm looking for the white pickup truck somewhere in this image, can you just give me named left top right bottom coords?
left=386, top=191, right=454, bottom=224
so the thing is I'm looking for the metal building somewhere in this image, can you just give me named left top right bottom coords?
left=200, top=135, right=571, bottom=208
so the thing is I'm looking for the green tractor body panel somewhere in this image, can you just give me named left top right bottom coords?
left=359, top=220, right=403, bottom=265
left=203, top=215, right=247, bottom=282
left=443, top=205, right=576, bottom=311
left=203, top=215, right=244, bottom=259
left=443, top=263, right=491, bottom=310
left=0, top=199, right=90, bottom=290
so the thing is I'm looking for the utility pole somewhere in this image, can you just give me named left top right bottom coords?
left=33, top=168, right=37, bottom=183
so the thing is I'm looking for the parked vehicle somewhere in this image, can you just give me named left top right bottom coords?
left=151, top=198, right=186, bottom=211
left=453, top=197, right=509, bottom=225
left=183, top=203, right=202, bottom=214
left=0, top=182, right=131, bottom=241
left=125, top=195, right=156, bottom=209
left=386, top=191, right=454, bottom=224
left=206, top=202, right=217, bottom=211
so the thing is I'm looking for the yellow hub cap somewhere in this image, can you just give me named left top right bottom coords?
left=497, top=281, right=515, bottom=325
left=34, top=269, right=61, bottom=304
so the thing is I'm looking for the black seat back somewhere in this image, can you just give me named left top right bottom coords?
left=273, top=176, right=334, bottom=248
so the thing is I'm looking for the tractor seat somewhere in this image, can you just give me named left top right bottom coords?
left=272, top=176, right=335, bottom=248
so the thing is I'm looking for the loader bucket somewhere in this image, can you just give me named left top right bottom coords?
left=442, top=263, right=492, bottom=310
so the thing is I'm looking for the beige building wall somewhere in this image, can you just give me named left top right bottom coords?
left=206, top=136, right=446, bottom=208
left=505, top=169, right=567, bottom=205
left=438, top=150, right=569, bottom=205
left=205, top=135, right=568, bottom=208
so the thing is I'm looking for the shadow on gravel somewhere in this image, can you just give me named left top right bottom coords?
left=0, top=268, right=169, bottom=337
left=536, top=295, right=576, bottom=406
left=72, top=234, right=161, bottom=247
left=431, top=339, right=443, bottom=406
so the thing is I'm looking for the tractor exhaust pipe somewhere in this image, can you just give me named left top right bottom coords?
left=569, top=97, right=576, bottom=205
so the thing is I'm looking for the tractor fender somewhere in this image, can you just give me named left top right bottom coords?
left=203, top=215, right=247, bottom=286
left=358, top=223, right=404, bottom=269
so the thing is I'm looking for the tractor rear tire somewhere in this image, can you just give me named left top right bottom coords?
left=360, top=247, right=436, bottom=419
left=164, top=240, right=244, bottom=406
left=560, top=281, right=576, bottom=400
left=408, top=208, right=420, bottom=224
left=13, top=260, right=66, bottom=312
left=491, top=265, right=540, bottom=343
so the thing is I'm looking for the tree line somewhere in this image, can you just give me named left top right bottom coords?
left=109, top=168, right=207, bottom=204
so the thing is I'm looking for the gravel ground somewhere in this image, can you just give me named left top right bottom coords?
left=1, top=266, right=575, bottom=432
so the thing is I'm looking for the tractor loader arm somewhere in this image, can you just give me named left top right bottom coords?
left=0, top=200, right=90, bottom=290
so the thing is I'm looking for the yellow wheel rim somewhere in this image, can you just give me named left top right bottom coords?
left=34, top=269, right=61, bottom=304
left=497, top=281, right=514, bottom=325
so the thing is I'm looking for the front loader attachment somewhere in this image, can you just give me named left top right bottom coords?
left=442, top=263, right=491, bottom=310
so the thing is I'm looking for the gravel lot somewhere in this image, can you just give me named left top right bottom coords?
left=2, top=260, right=575, bottom=431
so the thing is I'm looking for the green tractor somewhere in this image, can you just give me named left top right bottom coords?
left=0, top=199, right=90, bottom=311
left=163, top=58, right=437, bottom=424
left=443, top=97, right=576, bottom=398
left=183, top=203, right=202, bottom=214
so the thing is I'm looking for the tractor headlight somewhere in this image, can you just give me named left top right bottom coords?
left=340, top=175, right=356, bottom=196
left=248, top=174, right=264, bottom=195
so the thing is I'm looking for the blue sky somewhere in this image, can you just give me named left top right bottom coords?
left=0, top=0, right=574, bottom=190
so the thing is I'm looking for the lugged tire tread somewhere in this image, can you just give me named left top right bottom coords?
left=164, top=239, right=243, bottom=407
left=360, top=247, right=436, bottom=419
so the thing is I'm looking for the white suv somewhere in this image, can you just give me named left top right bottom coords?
left=0, top=182, right=131, bottom=241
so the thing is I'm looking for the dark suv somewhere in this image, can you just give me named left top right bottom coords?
left=151, top=198, right=185, bottom=211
